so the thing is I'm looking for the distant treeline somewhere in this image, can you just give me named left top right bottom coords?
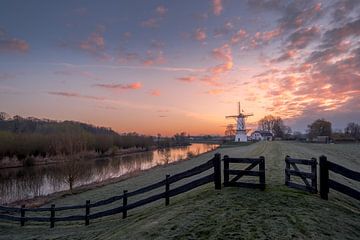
left=0, top=113, right=189, bottom=162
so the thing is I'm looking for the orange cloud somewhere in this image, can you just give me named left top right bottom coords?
left=205, top=89, right=224, bottom=95
left=94, top=82, right=142, bottom=90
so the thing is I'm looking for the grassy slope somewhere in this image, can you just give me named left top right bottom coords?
left=0, top=142, right=359, bottom=240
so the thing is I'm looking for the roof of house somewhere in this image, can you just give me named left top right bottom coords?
left=252, top=130, right=273, bottom=137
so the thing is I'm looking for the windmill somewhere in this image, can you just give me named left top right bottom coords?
left=225, top=102, right=253, bottom=142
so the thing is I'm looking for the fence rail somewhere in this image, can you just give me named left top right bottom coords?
left=0, top=153, right=222, bottom=228
left=320, top=155, right=360, bottom=201
left=285, top=156, right=317, bottom=193
left=223, top=155, right=265, bottom=190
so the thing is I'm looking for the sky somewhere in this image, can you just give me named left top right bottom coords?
left=0, top=0, right=359, bottom=136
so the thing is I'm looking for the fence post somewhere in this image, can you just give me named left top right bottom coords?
left=223, top=155, right=229, bottom=187
left=20, top=205, right=25, bottom=227
left=259, top=156, right=265, bottom=190
left=311, top=158, right=318, bottom=193
left=165, top=174, right=170, bottom=206
left=50, top=204, right=55, bottom=228
left=122, top=190, right=128, bottom=219
left=213, top=153, right=221, bottom=190
left=285, top=155, right=290, bottom=186
left=85, top=200, right=90, bottom=226
left=319, top=155, right=329, bottom=200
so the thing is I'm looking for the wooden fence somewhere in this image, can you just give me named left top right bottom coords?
left=285, top=156, right=317, bottom=193
left=223, top=155, right=265, bottom=190
left=0, top=153, right=222, bottom=228
left=319, top=155, right=360, bottom=201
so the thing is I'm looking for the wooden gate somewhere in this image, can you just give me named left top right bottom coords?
left=285, top=155, right=317, bottom=193
left=223, top=155, right=265, bottom=190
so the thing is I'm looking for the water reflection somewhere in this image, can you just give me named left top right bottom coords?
left=0, top=143, right=218, bottom=204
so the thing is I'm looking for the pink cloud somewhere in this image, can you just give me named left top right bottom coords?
left=177, top=76, right=197, bottom=83
left=212, top=0, right=223, bottom=16
left=143, top=50, right=165, bottom=66
left=230, top=29, right=247, bottom=45
left=149, top=89, right=161, bottom=96
left=194, top=28, right=207, bottom=42
left=94, top=82, right=142, bottom=90
left=48, top=91, right=104, bottom=101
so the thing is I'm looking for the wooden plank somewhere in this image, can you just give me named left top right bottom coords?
left=290, top=163, right=312, bottom=189
left=329, top=179, right=360, bottom=200
left=0, top=214, right=21, bottom=221
left=227, top=169, right=262, bottom=176
left=285, top=169, right=315, bottom=179
left=319, top=155, right=329, bottom=200
left=90, top=195, right=123, bottom=208
left=226, top=158, right=261, bottom=164
left=0, top=206, right=20, bottom=212
left=224, top=182, right=264, bottom=189
left=286, top=181, right=315, bottom=193
left=127, top=180, right=166, bottom=197
left=126, top=192, right=165, bottom=211
left=89, top=206, right=124, bottom=220
left=328, top=161, right=360, bottom=181
left=230, top=162, right=259, bottom=183
left=168, top=159, right=213, bottom=184
left=286, top=158, right=316, bottom=165
left=168, top=174, right=214, bottom=197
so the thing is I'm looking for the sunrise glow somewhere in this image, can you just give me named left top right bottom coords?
left=0, top=0, right=359, bottom=135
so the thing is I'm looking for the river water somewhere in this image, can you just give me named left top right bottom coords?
left=0, top=143, right=218, bottom=204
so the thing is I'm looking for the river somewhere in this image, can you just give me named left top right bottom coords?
left=0, top=143, right=218, bottom=204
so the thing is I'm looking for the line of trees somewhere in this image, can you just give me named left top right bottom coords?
left=0, top=113, right=155, bottom=164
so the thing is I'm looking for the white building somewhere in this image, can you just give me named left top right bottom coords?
left=251, top=131, right=273, bottom=141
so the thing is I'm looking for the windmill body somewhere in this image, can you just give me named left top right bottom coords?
left=226, top=102, right=253, bottom=142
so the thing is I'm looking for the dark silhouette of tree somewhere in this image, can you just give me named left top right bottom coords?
left=345, top=122, right=360, bottom=140
left=307, top=119, right=332, bottom=140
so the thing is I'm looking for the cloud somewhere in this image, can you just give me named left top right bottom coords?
left=0, top=73, right=15, bottom=81
left=194, top=28, right=207, bottom=42
left=60, top=25, right=111, bottom=61
left=0, top=28, right=29, bottom=53
left=177, top=76, right=197, bottom=83
left=53, top=69, right=102, bottom=81
left=205, top=89, right=224, bottom=95
left=212, top=0, right=223, bottom=16
left=214, top=21, right=234, bottom=37
left=149, top=89, right=161, bottom=96
left=94, top=82, right=142, bottom=91
left=176, top=43, right=233, bottom=86
left=156, top=5, right=168, bottom=16
left=143, top=50, right=165, bottom=66
left=48, top=91, right=104, bottom=101
left=141, top=18, right=160, bottom=28
left=230, top=29, right=247, bottom=45
left=331, top=0, right=360, bottom=23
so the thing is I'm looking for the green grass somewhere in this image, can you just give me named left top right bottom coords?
left=1, top=141, right=359, bottom=239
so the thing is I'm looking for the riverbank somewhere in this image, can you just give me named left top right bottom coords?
left=5, top=144, right=218, bottom=208
left=1, top=142, right=359, bottom=239
left=0, top=143, right=193, bottom=170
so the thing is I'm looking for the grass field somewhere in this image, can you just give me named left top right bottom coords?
left=0, top=141, right=359, bottom=239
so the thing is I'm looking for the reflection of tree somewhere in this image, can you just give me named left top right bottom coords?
left=158, top=149, right=171, bottom=165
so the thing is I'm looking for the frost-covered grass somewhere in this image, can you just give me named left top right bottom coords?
left=1, top=141, right=359, bottom=240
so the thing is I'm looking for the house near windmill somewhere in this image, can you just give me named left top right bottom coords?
left=225, top=102, right=253, bottom=142
left=250, top=130, right=273, bottom=141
